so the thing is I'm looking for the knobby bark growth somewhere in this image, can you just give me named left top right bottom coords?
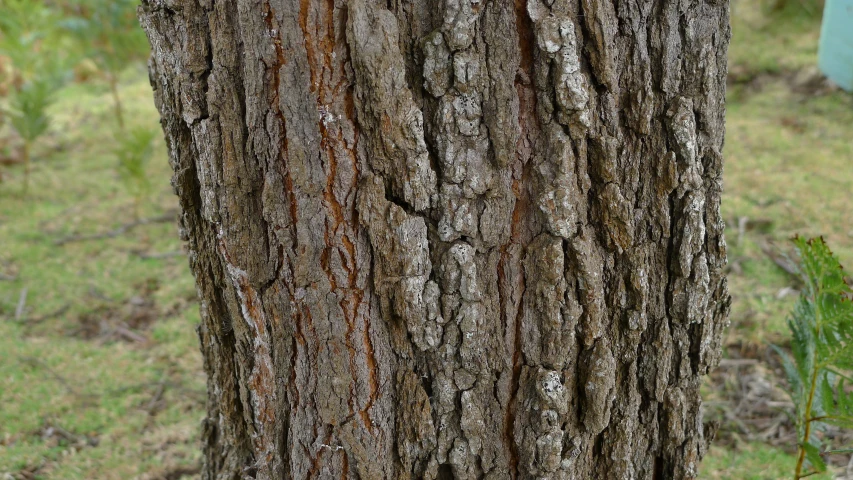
left=139, top=0, right=730, bottom=478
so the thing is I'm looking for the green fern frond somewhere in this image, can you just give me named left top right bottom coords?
left=774, top=345, right=804, bottom=404
left=777, top=237, right=853, bottom=479
left=801, top=440, right=827, bottom=474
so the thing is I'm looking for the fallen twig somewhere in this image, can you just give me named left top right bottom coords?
left=18, top=303, right=70, bottom=324
left=760, top=241, right=799, bottom=278
left=15, top=288, right=28, bottom=321
left=738, top=216, right=748, bottom=246
left=718, top=358, right=760, bottom=368
left=111, top=323, right=148, bottom=344
left=776, top=286, right=800, bottom=299
left=142, top=380, right=169, bottom=428
left=145, top=381, right=167, bottom=413
left=765, top=401, right=796, bottom=409
left=0, top=272, right=17, bottom=281
left=135, top=250, right=184, bottom=260
left=41, top=421, right=99, bottom=447
left=735, top=216, right=775, bottom=246
left=7, top=461, right=45, bottom=480
left=161, top=465, right=202, bottom=480
left=54, top=212, right=176, bottom=246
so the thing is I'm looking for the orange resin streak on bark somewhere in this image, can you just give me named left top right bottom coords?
left=503, top=2, right=539, bottom=476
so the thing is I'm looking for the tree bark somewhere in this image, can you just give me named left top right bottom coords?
left=139, top=0, right=730, bottom=478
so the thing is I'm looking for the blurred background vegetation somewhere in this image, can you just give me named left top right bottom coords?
left=0, top=0, right=851, bottom=478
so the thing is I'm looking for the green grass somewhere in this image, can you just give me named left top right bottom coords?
left=0, top=65, right=203, bottom=479
left=703, top=443, right=834, bottom=480
left=723, top=0, right=853, bottom=350
left=729, top=0, right=824, bottom=80
left=723, top=83, right=853, bottom=345
left=704, top=0, right=853, bottom=477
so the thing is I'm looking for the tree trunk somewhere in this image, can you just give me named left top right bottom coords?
left=139, top=0, right=730, bottom=478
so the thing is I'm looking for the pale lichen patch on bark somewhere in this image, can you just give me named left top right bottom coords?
left=528, top=1, right=591, bottom=130
left=422, top=31, right=452, bottom=98
left=581, top=339, right=617, bottom=435
left=347, top=0, right=437, bottom=212
left=217, top=234, right=280, bottom=478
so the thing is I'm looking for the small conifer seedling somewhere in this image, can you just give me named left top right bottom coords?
left=63, top=0, right=149, bottom=130
left=0, top=0, right=69, bottom=194
left=6, top=76, right=55, bottom=194
left=114, top=125, right=156, bottom=219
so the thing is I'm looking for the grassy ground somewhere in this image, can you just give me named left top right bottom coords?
left=0, top=70, right=203, bottom=478
left=703, top=0, right=853, bottom=478
left=1, top=0, right=852, bottom=478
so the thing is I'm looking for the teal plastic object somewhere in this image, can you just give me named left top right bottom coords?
left=818, top=0, right=853, bottom=92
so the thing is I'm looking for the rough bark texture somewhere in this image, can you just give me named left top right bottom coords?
left=139, top=0, right=730, bottom=478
